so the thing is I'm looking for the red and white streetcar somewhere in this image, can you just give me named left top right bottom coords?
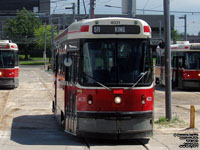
left=0, top=40, right=19, bottom=88
left=53, top=17, right=154, bottom=139
left=155, top=41, right=200, bottom=89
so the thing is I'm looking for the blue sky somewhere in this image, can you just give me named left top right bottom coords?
left=51, top=0, right=200, bottom=35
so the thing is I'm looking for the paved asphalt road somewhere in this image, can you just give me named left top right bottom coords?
left=0, top=65, right=199, bottom=150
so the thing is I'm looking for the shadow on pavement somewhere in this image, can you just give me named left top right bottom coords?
left=10, top=114, right=84, bottom=145
left=10, top=114, right=150, bottom=146
left=85, top=138, right=149, bottom=146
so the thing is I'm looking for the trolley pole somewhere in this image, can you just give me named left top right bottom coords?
left=51, top=24, right=54, bottom=71
left=89, top=0, right=95, bottom=19
left=164, top=0, right=172, bottom=121
left=179, top=14, right=187, bottom=41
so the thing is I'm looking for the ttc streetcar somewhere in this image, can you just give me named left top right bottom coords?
left=53, top=17, right=154, bottom=139
left=0, top=40, right=19, bottom=88
left=155, top=41, right=200, bottom=89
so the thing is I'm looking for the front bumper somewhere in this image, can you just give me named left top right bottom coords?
left=76, top=111, right=153, bottom=139
left=182, top=80, right=200, bottom=89
left=0, top=77, right=19, bottom=88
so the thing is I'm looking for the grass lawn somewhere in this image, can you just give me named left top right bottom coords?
left=19, top=55, right=50, bottom=65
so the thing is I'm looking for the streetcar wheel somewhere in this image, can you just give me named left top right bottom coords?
left=61, top=111, right=65, bottom=128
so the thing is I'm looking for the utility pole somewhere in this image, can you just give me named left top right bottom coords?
left=62, top=14, right=66, bottom=29
left=159, top=20, right=162, bottom=39
left=44, top=23, right=47, bottom=70
left=82, top=0, right=87, bottom=15
left=164, top=0, right=172, bottom=121
left=89, top=0, right=95, bottom=19
left=179, top=14, right=187, bottom=41
left=72, top=3, right=75, bottom=22
left=66, top=3, right=76, bottom=22
left=127, top=0, right=132, bottom=18
left=77, top=0, right=80, bottom=14
left=50, top=15, right=54, bottom=71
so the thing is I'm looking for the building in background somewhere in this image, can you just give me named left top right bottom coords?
left=0, top=0, right=176, bottom=46
left=122, top=0, right=136, bottom=17
left=0, top=0, right=50, bottom=38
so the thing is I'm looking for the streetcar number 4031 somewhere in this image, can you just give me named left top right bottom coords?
left=111, top=21, right=120, bottom=25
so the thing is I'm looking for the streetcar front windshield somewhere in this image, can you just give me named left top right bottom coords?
left=185, top=52, right=200, bottom=69
left=81, top=39, right=152, bottom=87
left=0, top=51, right=17, bottom=68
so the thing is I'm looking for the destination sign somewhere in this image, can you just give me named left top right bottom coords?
left=92, top=25, right=140, bottom=34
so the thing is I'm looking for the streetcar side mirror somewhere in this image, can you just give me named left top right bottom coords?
left=64, top=58, right=72, bottom=67
left=158, top=41, right=165, bottom=49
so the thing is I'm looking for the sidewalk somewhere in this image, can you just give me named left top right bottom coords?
left=151, top=89, right=200, bottom=150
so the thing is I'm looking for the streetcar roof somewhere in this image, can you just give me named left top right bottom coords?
left=157, top=41, right=200, bottom=52
left=0, top=41, right=18, bottom=51
left=55, top=17, right=151, bottom=44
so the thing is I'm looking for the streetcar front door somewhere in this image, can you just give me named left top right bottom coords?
left=65, top=53, right=78, bottom=134
left=172, top=56, right=184, bottom=88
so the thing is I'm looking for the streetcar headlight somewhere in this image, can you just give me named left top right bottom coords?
left=114, top=96, right=122, bottom=104
left=0, top=71, right=2, bottom=76
left=198, top=73, right=200, bottom=77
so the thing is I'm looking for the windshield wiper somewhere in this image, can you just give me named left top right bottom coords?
left=129, top=71, right=148, bottom=89
left=82, top=72, right=112, bottom=91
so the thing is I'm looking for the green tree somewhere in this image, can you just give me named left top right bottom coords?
left=34, top=25, right=57, bottom=59
left=171, top=29, right=181, bottom=43
left=3, top=8, right=41, bottom=60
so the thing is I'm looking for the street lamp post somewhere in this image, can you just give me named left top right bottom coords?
left=44, top=23, right=47, bottom=70
left=89, top=0, right=95, bottom=19
left=179, top=14, right=187, bottom=41
left=66, top=3, right=76, bottom=22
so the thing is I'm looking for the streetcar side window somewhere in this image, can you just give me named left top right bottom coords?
left=14, top=51, right=19, bottom=66
left=65, top=54, right=73, bottom=82
left=65, top=53, right=78, bottom=83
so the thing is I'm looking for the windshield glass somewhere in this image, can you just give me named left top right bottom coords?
left=81, top=39, right=152, bottom=87
left=0, top=51, right=15, bottom=68
left=185, top=52, right=200, bottom=69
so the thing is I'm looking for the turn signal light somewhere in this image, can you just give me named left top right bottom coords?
left=141, top=95, right=146, bottom=105
left=183, top=72, right=191, bottom=78
left=87, top=95, right=93, bottom=105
